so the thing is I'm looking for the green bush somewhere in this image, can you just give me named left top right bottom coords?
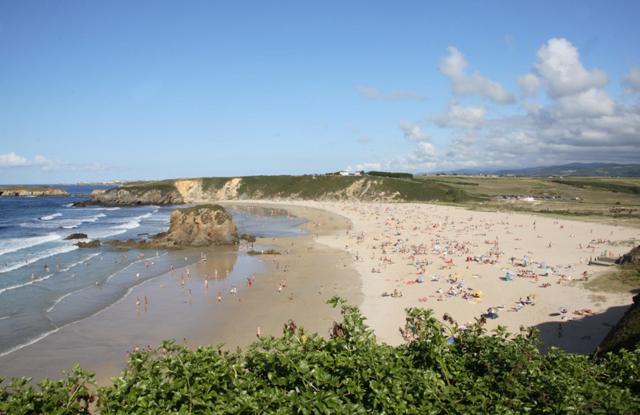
left=2, top=298, right=639, bottom=414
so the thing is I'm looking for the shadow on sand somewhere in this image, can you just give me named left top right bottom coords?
left=533, top=304, right=630, bottom=354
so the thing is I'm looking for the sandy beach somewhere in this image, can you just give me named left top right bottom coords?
left=0, top=205, right=361, bottom=384
left=1, top=200, right=638, bottom=384
left=229, top=200, right=639, bottom=354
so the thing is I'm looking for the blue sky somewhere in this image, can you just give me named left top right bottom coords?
left=1, top=1, right=639, bottom=183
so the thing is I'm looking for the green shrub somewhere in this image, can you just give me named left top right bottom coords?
left=2, top=299, right=639, bottom=414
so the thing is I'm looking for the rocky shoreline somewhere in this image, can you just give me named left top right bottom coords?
left=0, top=186, right=68, bottom=197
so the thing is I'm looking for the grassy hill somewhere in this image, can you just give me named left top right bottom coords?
left=124, top=174, right=472, bottom=203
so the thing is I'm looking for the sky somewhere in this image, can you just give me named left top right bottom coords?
left=1, top=1, right=639, bottom=184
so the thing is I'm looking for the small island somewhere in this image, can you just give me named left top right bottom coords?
left=0, top=186, right=69, bottom=197
left=109, top=204, right=238, bottom=250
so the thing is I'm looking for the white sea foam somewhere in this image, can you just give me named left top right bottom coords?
left=93, top=207, right=120, bottom=211
left=0, top=273, right=53, bottom=295
left=0, top=251, right=169, bottom=358
left=40, top=213, right=62, bottom=221
left=0, top=244, right=78, bottom=274
left=59, top=252, right=101, bottom=272
left=0, top=233, right=61, bottom=257
left=59, top=213, right=107, bottom=229
left=0, top=325, right=63, bottom=358
left=46, top=287, right=87, bottom=313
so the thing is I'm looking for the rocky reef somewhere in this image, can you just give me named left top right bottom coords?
left=0, top=186, right=68, bottom=197
left=111, top=204, right=238, bottom=249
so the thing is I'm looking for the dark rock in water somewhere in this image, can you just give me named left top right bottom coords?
left=240, top=233, right=257, bottom=243
left=111, top=246, right=130, bottom=252
left=616, top=245, right=640, bottom=265
left=65, top=233, right=88, bottom=240
left=76, top=240, right=100, bottom=248
left=110, top=204, right=238, bottom=249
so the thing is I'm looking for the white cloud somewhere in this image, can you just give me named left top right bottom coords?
left=357, top=85, right=424, bottom=101
left=555, top=88, right=615, bottom=117
left=623, top=67, right=640, bottom=94
left=0, top=152, right=104, bottom=172
left=0, top=152, right=55, bottom=168
left=439, top=47, right=514, bottom=104
left=353, top=38, right=640, bottom=172
left=0, top=152, right=30, bottom=167
left=433, top=103, right=486, bottom=129
left=533, top=38, right=608, bottom=97
left=517, top=73, right=541, bottom=96
left=399, top=121, right=430, bottom=142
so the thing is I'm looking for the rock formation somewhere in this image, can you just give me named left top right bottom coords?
left=153, top=204, right=238, bottom=247
left=75, top=186, right=183, bottom=206
left=0, top=187, right=69, bottom=197
left=616, top=245, right=640, bottom=265
left=110, top=204, right=238, bottom=249
left=65, top=233, right=88, bottom=240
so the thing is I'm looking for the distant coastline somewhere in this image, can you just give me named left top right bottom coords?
left=0, top=186, right=68, bottom=197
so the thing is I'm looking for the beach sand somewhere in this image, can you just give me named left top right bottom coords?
left=228, top=200, right=639, bottom=354
left=0, top=205, right=361, bottom=384
left=1, top=200, right=638, bottom=384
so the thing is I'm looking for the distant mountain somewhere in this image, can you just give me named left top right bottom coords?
left=428, top=163, right=640, bottom=177
left=493, top=163, right=640, bottom=177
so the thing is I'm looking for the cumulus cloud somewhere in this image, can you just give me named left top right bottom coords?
left=433, top=103, right=486, bottom=129
left=0, top=152, right=55, bottom=169
left=439, top=47, right=514, bottom=104
left=352, top=38, right=640, bottom=172
left=0, top=152, right=30, bottom=167
left=532, top=37, right=608, bottom=97
left=357, top=85, right=424, bottom=101
left=555, top=88, right=615, bottom=117
left=623, top=68, right=640, bottom=94
left=517, top=73, right=541, bottom=96
left=399, top=121, right=430, bottom=142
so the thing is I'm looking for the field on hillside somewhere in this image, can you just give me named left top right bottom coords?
left=417, top=176, right=640, bottom=225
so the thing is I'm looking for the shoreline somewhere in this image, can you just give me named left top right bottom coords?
left=1, top=199, right=638, bottom=385
left=0, top=203, right=361, bottom=385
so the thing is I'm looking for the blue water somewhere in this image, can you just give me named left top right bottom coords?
left=0, top=186, right=305, bottom=357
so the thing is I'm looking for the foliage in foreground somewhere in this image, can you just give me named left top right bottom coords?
left=2, top=298, right=640, bottom=414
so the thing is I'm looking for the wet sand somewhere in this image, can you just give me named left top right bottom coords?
left=0, top=205, right=361, bottom=384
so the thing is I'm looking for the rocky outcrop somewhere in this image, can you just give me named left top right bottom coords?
left=0, top=187, right=68, bottom=197
left=597, top=293, right=640, bottom=355
left=76, top=186, right=184, bottom=206
left=616, top=245, right=640, bottom=265
left=76, top=240, right=100, bottom=248
left=110, top=204, right=238, bottom=249
left=153, top=205, right=238, bottom=247
left=65, top=233, right=88, bottom=240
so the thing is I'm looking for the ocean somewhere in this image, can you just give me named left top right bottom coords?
left=0, top=185, right=305, bottom=358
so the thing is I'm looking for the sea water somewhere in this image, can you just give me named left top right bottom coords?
left=0, top=186, right=305, bottom=357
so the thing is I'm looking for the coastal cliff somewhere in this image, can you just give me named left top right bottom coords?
left=84, top=183, right=183, bottom=206
left=0, top=186, right=69, bottom=197
left=82, top=175, right=468, bottom=206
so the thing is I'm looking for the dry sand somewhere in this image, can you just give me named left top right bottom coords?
left=230, top=200, right=639, bottom=354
